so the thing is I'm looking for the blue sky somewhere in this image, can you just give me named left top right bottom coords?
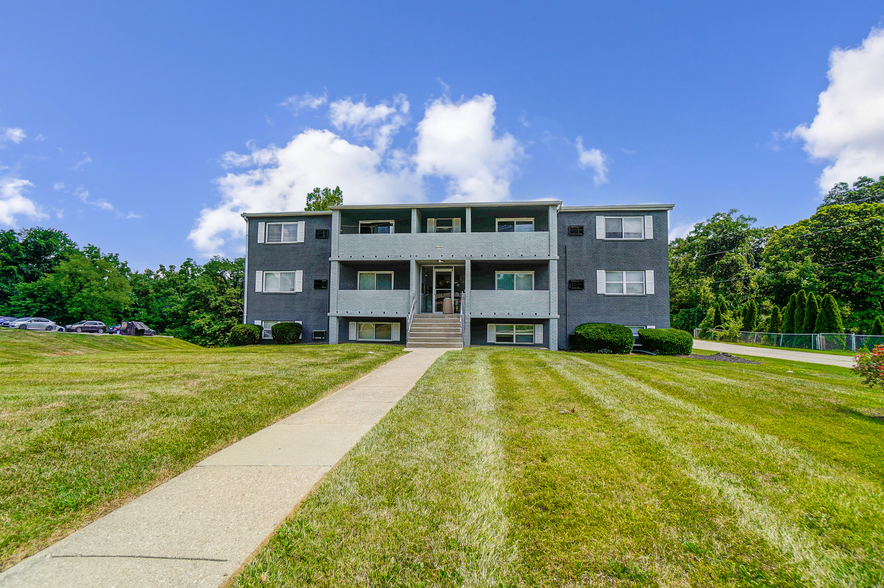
left=1, top=2, right=883, bottom=269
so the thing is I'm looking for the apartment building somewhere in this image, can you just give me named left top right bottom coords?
left=242, top=200, right=673, bottom=350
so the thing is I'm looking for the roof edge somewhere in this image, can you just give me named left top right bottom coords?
left=241, top=211, right=333, bottom=219
left=329, top=200, right=562, bottom=210
left=560, top=203, right=675, bottom=212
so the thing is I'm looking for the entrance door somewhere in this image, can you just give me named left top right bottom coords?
left=433, top=268, right=454, bottom=313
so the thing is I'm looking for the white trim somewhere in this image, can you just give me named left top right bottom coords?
left=596, top=270, right=606, bottom=294
left=645, top=270, right=655, bottom=295
left=427, top=218, right=436, bottom=233
left=297, top=221, right=306, bottom=243
left=349, top=321, right=357, bottom=340
left=358, top=219, right=396, bottom=234
left=495, top=217, right=534, bottom=232
left=487, top=323, right=496, bottom=342
left=354, top=321, right=398, bottom=342
left=255, top=270, right=263, bottom=292
left=357, top=271, right=394, bottom=290
left=295, top=270, right=303, bottom=293
left=257, top=222, right=265, bottom=244
left=490, top=323, right=536, bottom=345
left=494, top=271, right=535, bottom=291
left=602, top=270, right=647, bottom=295
left=644, top=215, right=654, bottom=240
left=391, top=323, right=401, bottom=342
left=453, top=218, right=461, bottom=233
left=596, top=216, right=605, bottom=239
left=534, top=323, right=543, bottom=344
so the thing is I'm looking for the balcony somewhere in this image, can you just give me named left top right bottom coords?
left=470, top=290, right=554, bottom=318
left=336, top=231, right=552, bottom=261
left=334, top=289, right=410, bottom=317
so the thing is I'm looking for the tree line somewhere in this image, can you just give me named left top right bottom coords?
left=670, top=176, right=884, bottom=334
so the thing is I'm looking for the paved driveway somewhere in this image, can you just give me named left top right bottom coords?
left=692, top=339, right=855, bottom=369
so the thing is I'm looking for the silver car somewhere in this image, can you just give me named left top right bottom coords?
left=10, top=317, right=65, bottom=332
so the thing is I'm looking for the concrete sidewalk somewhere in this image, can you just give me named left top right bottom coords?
left=692, top=339, right=855, bottom=368
left=0, top=348, right=452, bottom=588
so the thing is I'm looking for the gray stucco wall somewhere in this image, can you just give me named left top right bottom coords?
left=245, top=214, right=332, bottom=343
left=470, top=318, right=550, bottom=348
left=556, top=210, right=670, bottom=349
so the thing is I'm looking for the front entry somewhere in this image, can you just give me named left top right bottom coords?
left=433, top=267, right=454, bottom=313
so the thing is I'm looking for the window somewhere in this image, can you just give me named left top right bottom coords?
left=312, top=330, right=327, bottom=341
left=604, top=217, right=644, bottom=239
left=266, top=222, right=299, bottom=243
left=315, top=229, right=329, bottom=239
left=314, top=279, right=328, bottom=289
left=358, top=271, right=394, bottom=290
left=264, top=271, right=298, bottom=292
left=495, top=271, right=534, bottom=291
left=496, top=218, right=534, bottom=233
left=605, top=271, right=645, bottom=295
left=357, top=322, right=392, bottom=341
left=428, top=218, right=461, bottom=233
left=568, top=279, right=585, bottom=290
left=257, top=320, right=301, bottom=340
left=359, top=220, right=395, bottom=234
left=494, top=324, right=535, bottom=344
left=568, top=225, right=584, bottom=236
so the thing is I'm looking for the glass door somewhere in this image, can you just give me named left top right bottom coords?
left=433, top=268, right=454, bottom=313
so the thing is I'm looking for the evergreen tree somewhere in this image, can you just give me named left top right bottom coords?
left=769, top=305, right=782, bottom=333
left=814, top=294, right=843, bottom=333
left=794, top=290, right=808, bottom=333
left=713, top=304, right=723, bottom=328
left=803, top=292, right=820, bottom=333
left=741, top=300, right=758, bottom=331
left=782, top=293, right=797, bottom=333
left=871, top=315, right=884, bottom=336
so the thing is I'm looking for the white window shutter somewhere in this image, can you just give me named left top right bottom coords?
left=644, top=215, right=654, bottom=240
left=390, top=221, right=396, bottom=234
left=255, top=271, right=263, bottom=292
left=534, top=324, right=543, bottom=344
left=296, top=320, right=303, bottom=340
left=596, top=216, right=605, bottom=239
left=487, top=323, right=496, bottom=343
left=391, top=323, right=401, bottom=341
left=254, top=320, right=262, bottom=326
left=645, top=270, right=655, bottom=295
left=597, top=270, right=606, bottom=294
left=297, top=221, right=306, bottom=243
left=647, top=325, right=655, bottom=329
left=349, top=322, right=357, bottom=341
left=427, top=218, right=435, bottom=233
left=295, top=270, right=303, bottom=292
left=453, top=218, right=461, bottom=233
left=257, top=222, right=265, bottom=243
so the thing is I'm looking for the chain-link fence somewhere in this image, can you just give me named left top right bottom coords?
left=692, top=329, right=884, bottom=352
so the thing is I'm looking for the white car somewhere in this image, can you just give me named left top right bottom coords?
left=10, top=317, right=65, bottom=332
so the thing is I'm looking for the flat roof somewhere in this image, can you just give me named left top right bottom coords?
left=241, top=211, right=332, bottom=219
left=328, top=200, right=562, bottom=210
left=561, top=203, right=675, bottom=212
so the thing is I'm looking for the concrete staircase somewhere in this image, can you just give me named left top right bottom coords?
left=406, top=314, right=463, bottom=348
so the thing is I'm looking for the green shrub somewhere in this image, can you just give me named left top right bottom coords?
left=638, top=328, right=693, bottom=355
left=574, top=323, right=634, bottom=354
left=229, top=324, right=262, bottom=346
left=271, top=322, right=302, bottom=345
left=803, top=292, right=820, bottom=333
left=768, top=305, right=782, bottom=333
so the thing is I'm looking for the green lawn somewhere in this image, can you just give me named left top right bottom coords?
left=235, top=347, right=884, bottom=587
left=695, top=338, right=862, bottom=357
left=0, top=329, right=403, bottom=570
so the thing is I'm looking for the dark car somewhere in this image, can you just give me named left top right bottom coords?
left=107, top=324, right=121, bottom=334
left=65, top=320, right=108, bottom=334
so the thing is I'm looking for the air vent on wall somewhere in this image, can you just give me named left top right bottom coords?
left=314, top=279, right=328, bottom=289
left=312, top=330, right=327, bottom=341
left=568, top=279, right=585, bottom=290
left=315, top=229, right=329, bottom=239
left=568, top=225, right=584, bottom=236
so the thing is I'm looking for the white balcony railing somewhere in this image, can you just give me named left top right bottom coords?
left=335, top=290, right=410, bottom=317
left=469, top=290, right=553, bottom=318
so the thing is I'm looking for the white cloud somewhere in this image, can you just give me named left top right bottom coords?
left=35, top=134, right=47, bottom=141
left=0, top=177, right=45, bottom=225
left=72, top=154, right=92, bottom=170
left=328, top=94, right=409, bottom=152
left=791, top=26, right=884, bottom=192
left=125, top=211, right=142, bottom=219
left=75, top=186, right=113, bottom=210
left=2, top=128, right=25, bottom=144
left=414, top=94, right=523, bottom=202
left=190, top=92, right=524, bottom=255
left=576, top=137, right=609, bottom=185
left=54, top=182, right=65, bottom=190
left=279, top=91, right=328, bottom=115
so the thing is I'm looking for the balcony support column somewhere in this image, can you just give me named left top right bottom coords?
left=548, top=258, right=558, bottom=351
left=465, top=207, right=472, bottom=234
left=328, top=260, right=340, bottom=344
left=411, top=208, right=420, bottom=234
left=463, top=258, right=471, bottom=347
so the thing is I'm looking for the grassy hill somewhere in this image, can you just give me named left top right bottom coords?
left=0, top=329, right=200, bottom=362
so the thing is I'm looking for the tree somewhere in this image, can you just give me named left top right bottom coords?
left=0, top=227, right=78, bottom=313
left=820, top=176, right=884, bottom=208
left=782, top=293, right=797, bottom=333
left=794, top=290, right=808, bottom=334
left=871, top=316, right=884, bottom=336
left=305, top=186, right=343, bottom=211
left=712, top=295, right=727, bottom=328
left=803, top=292, right=820, bottom=334
left=769, top=305, right=782, bottom=333
left=815, top=294, right=844, bottom=333
left=741, top=300, right=758, bottom=331
left=11, top=251, right=132, bottom=325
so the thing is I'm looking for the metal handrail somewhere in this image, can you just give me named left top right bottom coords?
left=406, top=294, right=417, bottom=335
left=459, top=291, right=466, bottom=337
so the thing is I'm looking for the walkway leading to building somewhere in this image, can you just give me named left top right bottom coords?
left=0, top=348, right=453, bottom=588
left=692, top=339, right=855, bottom=368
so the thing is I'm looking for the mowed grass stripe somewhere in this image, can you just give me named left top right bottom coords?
left=552, top=353, right=883, bottom=586
left=0, top=332, right=402, bottom=570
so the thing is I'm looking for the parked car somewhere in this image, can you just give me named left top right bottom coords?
left=65, top=320, right=108, bottom=334
left=107, top=324, right=121, bottom=334
left=0, top=317, right=18, bottom=328
left=10, top=317, right=65, bottom=332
